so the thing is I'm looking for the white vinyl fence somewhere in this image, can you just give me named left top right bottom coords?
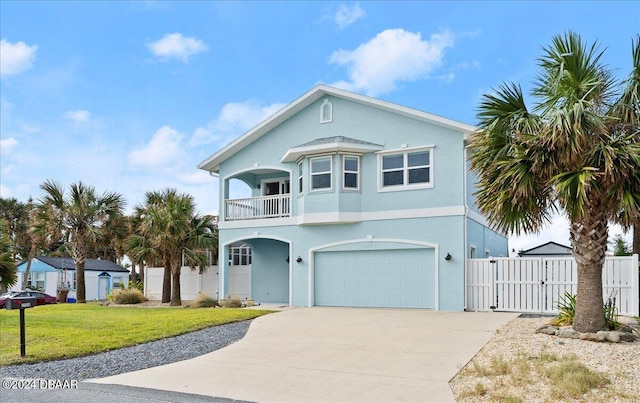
left=466, top=255, right=639, bottom=316
left=144, top=265, right=251, bottom=301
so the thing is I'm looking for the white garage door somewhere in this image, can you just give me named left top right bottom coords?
left=314, top=248, right=435, bottom=308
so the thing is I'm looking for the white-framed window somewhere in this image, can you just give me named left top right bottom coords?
left=342, top=155, right=360, bottom=191
left=310, top=155, right=332, bottom=191
left=298, top=160, right=303, bottom=195
left=470, top=246, right=477, bottom=258
left=320, top=98, right=332, bottom=123
left=379, top=147, right=433, bottom=191
left=27, top=272, right=46, bottom=290
left=113, top=277, right=125, bottom=288
left=229, top=246, right=252, bottom=266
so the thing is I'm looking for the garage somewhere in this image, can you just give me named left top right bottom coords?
left=314, top=248, right=435, bottom=308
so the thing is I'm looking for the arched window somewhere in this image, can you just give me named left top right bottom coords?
left=320, top=98, right=332, bottom=123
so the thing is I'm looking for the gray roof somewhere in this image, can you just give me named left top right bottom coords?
left=35, top=256, right=129, bottom=272
left=295, top=136, right=383, bottom=148
left=518, top=242, right=572, bottom=257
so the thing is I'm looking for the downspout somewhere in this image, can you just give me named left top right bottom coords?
left=463, top=142, right=470, bottom=311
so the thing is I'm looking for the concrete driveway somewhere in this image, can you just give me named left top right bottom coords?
left=90, top=307, right=518, bottom=402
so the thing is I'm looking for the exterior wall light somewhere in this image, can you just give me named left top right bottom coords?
left=296, top=256, right=303, bottom=263
left=445, top=253, right=452, bottom=261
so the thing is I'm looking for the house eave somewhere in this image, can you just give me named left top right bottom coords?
left=280, top=142, right=384, bottom=163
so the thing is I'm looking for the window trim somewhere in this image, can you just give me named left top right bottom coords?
left=320, top=98, right=333, bottom=123
left=310, top=155, right=333, bottom=192
left=377, top=146, right=434, bottom=192
left=342, top=155, right=360, bottom=191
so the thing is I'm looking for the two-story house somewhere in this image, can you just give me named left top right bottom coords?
left=198, top=85, right=507, bottom=311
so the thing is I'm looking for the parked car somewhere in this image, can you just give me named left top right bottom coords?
left=0, top=290, right=57, bottom=309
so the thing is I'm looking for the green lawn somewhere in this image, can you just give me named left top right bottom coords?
left=0, top=303, right=273, bottom=366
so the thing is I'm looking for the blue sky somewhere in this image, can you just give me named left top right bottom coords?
left=1, top=1, right=638, bottom=254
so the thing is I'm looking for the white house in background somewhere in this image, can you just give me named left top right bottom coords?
left=518, top=241, right=572, bottom=257
left=12, top=256, right=129, bottom=301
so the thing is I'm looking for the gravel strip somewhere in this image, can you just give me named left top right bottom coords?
left=0, top=320, right=251, bottom=381
left=450, top=315, right=640, bottom=402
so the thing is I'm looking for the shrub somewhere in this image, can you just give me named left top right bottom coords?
left=549, top=292, right=576, bottom=326
left=108, top=288, right=148, bottom=304
left=222, top=296, right=243, bottom=308
left=189, top=292, right=218, bottom=308
left=129, top=280, right=143, bottom=292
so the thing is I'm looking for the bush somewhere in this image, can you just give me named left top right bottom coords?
left=222, top=296, right=243, bottom=308
left=129, top=280, right=143, bottom=292
left=189, top=292, right=218, bottom=308
left=549, top=292, right=576, bottom=326
left=108, top=288, right=148, bottom=304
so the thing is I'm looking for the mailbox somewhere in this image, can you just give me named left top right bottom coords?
left=5, top=296, right=36, bottom=310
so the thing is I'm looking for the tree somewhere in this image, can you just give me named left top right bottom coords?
left=128, top=189, right=216, bottom=306
left=0, top=219, right=18, bottom=290
left=0, top=197, right=31, bottom=261
left=469, top=32, right=640, bottom=333
left=34, top=180, right=126, bottom=303
left=611, top=234, right=632, bottom=256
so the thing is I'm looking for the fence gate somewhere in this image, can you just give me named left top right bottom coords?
left=466, top=255, right=639, bottom=316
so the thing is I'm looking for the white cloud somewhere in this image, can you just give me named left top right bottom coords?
left=0, top=39, right=38, bottom=76
left=335, top=3, right=365, bottom=29
left=189, top=100, right=285, bottom=146
left=148, top=33, right=208, bottom=62
left=128, top=126, right=185, bottom=167
left=330, top=29, right=454, bottom=96
left=0, top=137, right=19, bottom=154
left=64, top=109, right=91, bottom=122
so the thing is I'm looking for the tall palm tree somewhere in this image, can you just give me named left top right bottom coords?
left=612, top=36, right=640, bottom=255
left=34, top=180, right=126, bottom=303
left=469, top=32, right=640, bottom=333
left=129, top=189, right=216, bottom=306
left=0, top=219, right=18, bottom=289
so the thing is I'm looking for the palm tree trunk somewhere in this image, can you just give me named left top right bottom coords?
left=75, top=260, right=86, bottom=303
left=23, top=244, right=36, bottom=288
left=633, top=222, right=640, bottom=256
left=170, top=261, right=182, bottom=306
left=570, top=203, right=608, bottom=333
left=139, top=261, right=145, bottom=290
left=161, top=256, right=171, bottom=303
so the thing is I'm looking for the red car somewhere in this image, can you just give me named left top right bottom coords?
left=0, top=290, right=57, bottom=309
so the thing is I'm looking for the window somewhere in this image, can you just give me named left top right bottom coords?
left=343, top=155, right=359, bottom=190
left=229, top=246, right=252, bottom=266
left=27, top=272, right=46, bottom=290
left=298, top=161, right=303, bottom=195
left=380, top=148, right=432, bottom=190
left=113, top=277, right=125, bottom=288
left=310, top=156, right=332, bottom=190
left=320, top=99, right=332, bottom=123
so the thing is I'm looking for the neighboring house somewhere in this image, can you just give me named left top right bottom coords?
left=12, top=256, right=129, bottom=301
left=198, top=85, right=508, bottom=310
left=518, top=242, right=572, bottom=257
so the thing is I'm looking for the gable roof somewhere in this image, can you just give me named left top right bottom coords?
left=198, top=84, right=476, bottom=173
left=518, top=241, right=572, bottom=257
left=33, top=256, right=129, bottom=272
left=281, top=135, right=384, bottom=163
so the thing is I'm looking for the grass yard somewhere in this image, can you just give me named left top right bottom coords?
left=0, top=303, right=273, bottom=366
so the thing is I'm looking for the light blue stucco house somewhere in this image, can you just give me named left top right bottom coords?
left=198, top=85, right=507, bottom=311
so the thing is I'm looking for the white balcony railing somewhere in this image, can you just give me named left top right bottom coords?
left=225, top=194, right=291, bottom=221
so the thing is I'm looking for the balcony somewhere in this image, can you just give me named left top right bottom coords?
left=225, top=194, right=291, bottom=221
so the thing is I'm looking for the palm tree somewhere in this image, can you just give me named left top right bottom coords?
left=128, top=189, right=216, bottom=306
left=0, top=219, right=18, bottom=289
left=469, top=32, right=640, bottom=333
left=34, top=180, right=126, bottom=303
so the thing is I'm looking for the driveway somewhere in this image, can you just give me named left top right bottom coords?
left=90, top=307, right=519, bottom=402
